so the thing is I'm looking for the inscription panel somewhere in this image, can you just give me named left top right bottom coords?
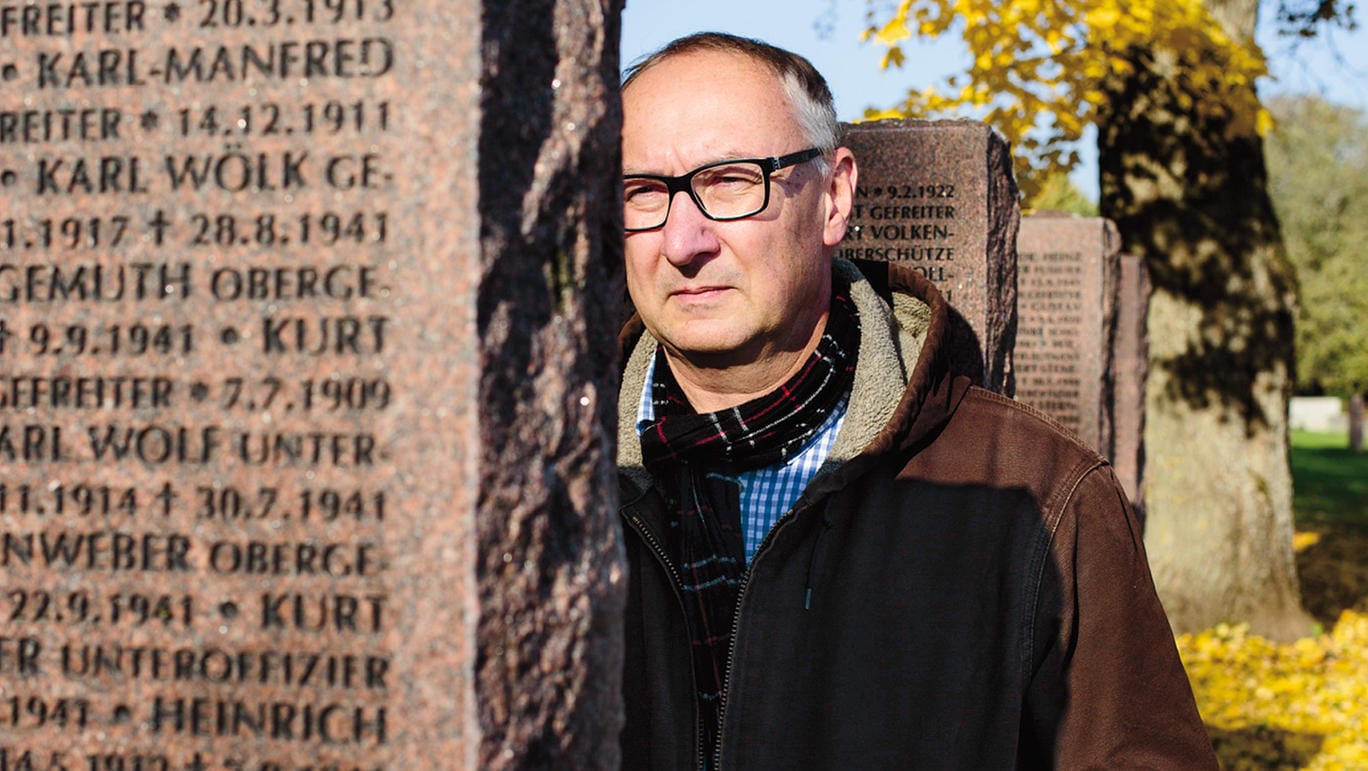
left=838, top=119, right=1018, bottom=393
left=1, top=2, right=476, bottom=765
left=1014, top=215, right=1120, bottom=453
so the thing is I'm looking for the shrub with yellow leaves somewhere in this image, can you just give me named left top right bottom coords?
left=1177, top=610, right=1368, bottom=769
left=863, top=0, right=1270, bottom=197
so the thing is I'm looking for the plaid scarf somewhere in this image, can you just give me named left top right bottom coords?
left=639, top=279, right=859, bottom=766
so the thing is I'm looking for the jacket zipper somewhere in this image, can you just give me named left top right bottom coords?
left=620, top=504, right=707, bottom=771
left=711, top=500, right=818, bottom=771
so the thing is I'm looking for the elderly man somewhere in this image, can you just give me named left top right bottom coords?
left=616, top=32, right=1216, bottom=770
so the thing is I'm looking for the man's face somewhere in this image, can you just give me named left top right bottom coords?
left=621, top=50, right=853, bottom=371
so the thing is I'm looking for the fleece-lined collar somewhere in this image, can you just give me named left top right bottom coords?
left=617, top=258, right=962, bottom=499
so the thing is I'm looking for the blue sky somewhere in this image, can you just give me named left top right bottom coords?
left=621, top=1, right=1368, bottom=199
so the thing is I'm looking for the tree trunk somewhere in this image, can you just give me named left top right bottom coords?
left=1096, top=1, right=1314, bottom=639
left=1350, top=394, right=1365, bottom=453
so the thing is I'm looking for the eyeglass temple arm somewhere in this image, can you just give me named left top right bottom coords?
left=767, top=147, right=823, bottom=171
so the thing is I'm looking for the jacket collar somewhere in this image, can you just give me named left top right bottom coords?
left=617, top=258, right=968, bottom=498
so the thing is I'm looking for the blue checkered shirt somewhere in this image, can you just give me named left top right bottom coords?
left=636, top=354, right=849, bottom=564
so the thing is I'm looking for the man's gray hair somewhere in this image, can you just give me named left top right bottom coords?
left=623, top=32, right=838, bottom=172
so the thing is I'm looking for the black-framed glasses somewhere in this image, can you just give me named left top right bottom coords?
left=622, top=147, right=823, bottom=232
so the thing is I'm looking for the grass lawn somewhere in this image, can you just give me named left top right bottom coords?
left=1289, top=430, right=1368, bottom=628
left=1291, top=429, right=1368, bottom=531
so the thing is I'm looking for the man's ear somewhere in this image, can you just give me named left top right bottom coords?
left=822, top=147, right=858, bottom=248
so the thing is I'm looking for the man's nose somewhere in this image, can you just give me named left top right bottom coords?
left=660, top=190, right=720, bottom=267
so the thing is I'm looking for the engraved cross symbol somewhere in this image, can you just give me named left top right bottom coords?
left=140, top=110, right=160, bottom=131
left=163, top=2, right=181, bottom=22
left=156, top=482, right=179, bottom=516
left=148, top=209, right=171, bottom=246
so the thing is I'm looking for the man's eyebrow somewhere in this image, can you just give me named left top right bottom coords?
left=622, top=150, right=764, bottom=176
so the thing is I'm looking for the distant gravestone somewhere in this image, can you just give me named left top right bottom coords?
left=0, top=2, right=623, bottom=769
left=1015, top=216, right=1155, bottom=512
left=839, top=119, right=1019, bottom=393
left=1014, top=215, right=1120, bottom=453
left=1289, top=396, right=1348, bottom=433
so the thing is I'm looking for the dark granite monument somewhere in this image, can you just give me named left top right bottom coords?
left=839, top=126, right=1148, bottom=510
left=838, top=119, right=1019, bottom=394
left=0, top=1, right=625, bottom=768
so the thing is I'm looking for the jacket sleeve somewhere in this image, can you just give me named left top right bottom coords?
left=1023, top=464, right=1219, bottom=769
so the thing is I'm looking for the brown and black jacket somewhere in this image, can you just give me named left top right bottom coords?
left=616, top=259, right=1217, bottom=770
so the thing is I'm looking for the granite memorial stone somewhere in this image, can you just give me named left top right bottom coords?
left=1013, top=214, right=1120, bottom=456
left=0, top=1, right=625, bottom=768
left=1111, top=253, right=1151, bottom=512
left=838, top=118, right=1019, bottom=393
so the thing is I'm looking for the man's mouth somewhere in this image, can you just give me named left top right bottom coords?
left=671, top=285, right=730, bottom=298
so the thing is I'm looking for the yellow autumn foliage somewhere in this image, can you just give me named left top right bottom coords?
left=862, top=0, right=1270, bottom=197
left=1177, top=610, right=1368, bottom=769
